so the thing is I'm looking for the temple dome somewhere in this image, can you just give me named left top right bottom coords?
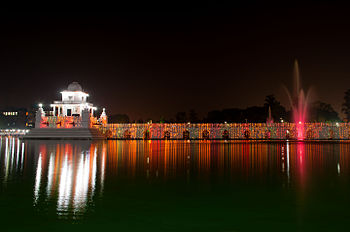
left=67, top=82, right=83, bottom=91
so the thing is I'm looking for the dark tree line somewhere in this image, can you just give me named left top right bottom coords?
left=175, top=109, right=199, bottom=123
left=343, top=89, right=350, bottom=121
left=310, top=101, right=340, bottom=122
left=109, top=93, right=344, bottom=123
left=108, top=114, right=130, bottom=123
left=205, top=95, right=288, bottom=123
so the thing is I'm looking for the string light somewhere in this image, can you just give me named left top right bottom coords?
left=102, top=122, right=350, bottom=140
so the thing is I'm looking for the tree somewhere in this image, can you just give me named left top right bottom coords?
left=189, top=109, right=199, bottom=122
left=206, top=110, right=224, bottom=123
left=207, top=107, right=266, bottom=123
left=264, top=95, right=279, bottom=108
left=342, top=89, right=350, bottom=121
left=108, top=114, right=130, bottom=123
left=175, top=112, right=187, bottom=123
left=222, top=108, right=243, bottom=122
left=311, top=101, right=340, bottom=122
left=243, top=106, right=266, bottom=122
left=263, top=94, right=288, bottom=122
left=159, top=116, right=166, bottom=123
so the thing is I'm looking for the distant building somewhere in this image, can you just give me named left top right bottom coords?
left=0, top=107, right=29, bottom=128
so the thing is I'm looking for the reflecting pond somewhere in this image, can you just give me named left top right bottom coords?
left=1, top=138, right=350, bottom=231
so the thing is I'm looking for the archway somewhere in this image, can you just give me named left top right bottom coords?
left=285, top=130, right=290, bottom=140
left=329, top=129, right=334, bottom=140
left=306, top=129, right=314, bottom=140
left=222, top=130, right=229, bottom=140
left=243, top=130, right=250, bottom=139
left=124, top=130, right=131, bottom=139
left=143, top=130, right=150, bottom=140
left=202, top=130, right=210, bottom=139
left=164, top=131, right=170, bottom=140
left=183, top=130, right=190, bottom=140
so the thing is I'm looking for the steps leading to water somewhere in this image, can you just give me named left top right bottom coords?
left=23, top=128, right=105, bottom=140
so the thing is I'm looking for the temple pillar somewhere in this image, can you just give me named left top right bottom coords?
left=81, top=108, right=91, bottom=128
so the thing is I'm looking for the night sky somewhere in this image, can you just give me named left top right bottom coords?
left=1, top=2, right=350, bottom=120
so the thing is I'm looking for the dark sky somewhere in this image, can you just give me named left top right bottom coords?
left=1, top=2, right=350, bottom=120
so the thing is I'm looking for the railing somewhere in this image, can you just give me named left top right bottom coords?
left=0, top=129, right=30, bottom=136
left=39, top=116, right=103, bottom=129
left=39, top=116, right=82, bottom=128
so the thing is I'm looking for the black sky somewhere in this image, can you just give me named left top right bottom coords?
left=1, top=2, right=350, bottom=120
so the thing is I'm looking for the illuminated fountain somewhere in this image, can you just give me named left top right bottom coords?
left=266, top=106, right=273, bottom=123
left=285, top=60, right=311, bottom=140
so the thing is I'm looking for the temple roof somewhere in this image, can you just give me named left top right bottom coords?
left=67, top=82, right=83, bottom=92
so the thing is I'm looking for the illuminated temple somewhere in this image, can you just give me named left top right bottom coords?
left=50, top=82, right=97, bottom=117
left=23, top=82, right=350, bottom=140
left=24, top=82, right=106, bottom=139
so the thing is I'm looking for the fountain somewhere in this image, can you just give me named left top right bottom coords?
left=285, top=60, right=311, bottom=140
left=266, top=106, right=273, bottom=123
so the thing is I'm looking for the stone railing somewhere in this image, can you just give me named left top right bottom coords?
left=39, top=116, right=83, bottom=128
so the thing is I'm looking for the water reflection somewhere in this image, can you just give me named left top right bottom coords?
left=1, top=137, right=25, bottom=183
left=1, top=139, right=350, bottom=219
left=30, top=141, right=107, bottom=218
left=103, top=140, right=350, bottom=185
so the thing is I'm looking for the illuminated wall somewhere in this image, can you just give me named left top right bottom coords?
left=103, top=123, right=350, bottom=140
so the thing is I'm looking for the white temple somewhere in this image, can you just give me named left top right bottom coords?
left=25, top=82, right=106, bottom=139
left=50, top=82, right=97, bottom=117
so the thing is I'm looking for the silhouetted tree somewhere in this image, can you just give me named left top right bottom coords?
left=207, top=110, right=224, bottom=123
left=263, top=94, right=288, bottom=122
left=222, top=108, right=243, bottom=122
left=175, top=112, right=187, bottom=123
left=342, top=89, right=350, bottom=121
left=207, top=107, right=267, bottom=123
left=159, top=116, right=166, bottom=123
left=243, top=106, right=266, bottom=122
left=108, top=114, right=130, bottom=123
left=189, top=109, right=199, bottom=122
left=311, top=101, right=340, bottom=122
left=264, top=95, right=278, bottom=107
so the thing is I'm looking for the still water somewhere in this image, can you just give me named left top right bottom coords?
left=0, top=138, right=350, bottom=231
